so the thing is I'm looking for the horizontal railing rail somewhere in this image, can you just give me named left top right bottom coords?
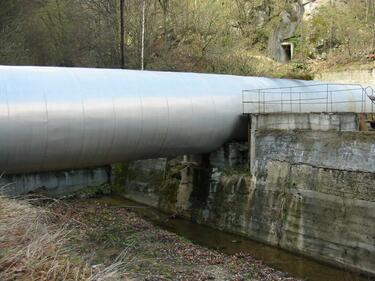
left=242, top=83, right=375, bottom=114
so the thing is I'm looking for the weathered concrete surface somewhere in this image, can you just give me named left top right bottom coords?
left=113, top=158, right=167, bottom=208
left=1, top=167, right=110, bottom=196
left=253, top=113, right=358, bottom=131
left=255, top=130, right=375, bottom=173
left=209, top=143, right=248, bottom=169
left=117, top=120, right=375, bottom=276
left=194, top=160, right=375, bottom=275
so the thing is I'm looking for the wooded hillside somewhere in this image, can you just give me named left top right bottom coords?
left=0, top=0, right=374, bottom=77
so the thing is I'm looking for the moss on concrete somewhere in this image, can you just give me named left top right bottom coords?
left=159, top=159, right=185, bottom=212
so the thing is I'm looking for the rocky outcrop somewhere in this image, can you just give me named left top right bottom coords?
left=268, top=0, right=310, bottom=63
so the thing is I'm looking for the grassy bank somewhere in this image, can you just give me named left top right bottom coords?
left=0, top=194, right=300, bottom=281
left=0, top=195, right=126, bottom=281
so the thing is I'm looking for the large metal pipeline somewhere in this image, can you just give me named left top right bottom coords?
left=0, top=65, right=371, bottom=174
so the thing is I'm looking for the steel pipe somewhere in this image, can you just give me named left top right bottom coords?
left=0, top=65, right=370, bottom=174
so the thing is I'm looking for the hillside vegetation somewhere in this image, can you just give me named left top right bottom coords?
left=0, top=0, right=374, bottom=77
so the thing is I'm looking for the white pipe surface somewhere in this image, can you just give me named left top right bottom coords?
left=0, top=65, right=370, bottom=174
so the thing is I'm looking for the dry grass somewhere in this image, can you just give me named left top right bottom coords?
left=0, top=195, right=127, bottom=281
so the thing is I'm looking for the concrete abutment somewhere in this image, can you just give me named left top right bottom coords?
left=115, top=112, right=375, bottom=276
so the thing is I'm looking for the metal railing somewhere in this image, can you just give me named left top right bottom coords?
left=242, top=83, right=375, bottom=114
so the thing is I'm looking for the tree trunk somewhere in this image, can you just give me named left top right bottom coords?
left=141, top=0, right=145, bottom=70
left=120, top=0, right=125, bottom=68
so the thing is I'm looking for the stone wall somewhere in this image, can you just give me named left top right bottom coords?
left=116, top=113, right=375, bottom=276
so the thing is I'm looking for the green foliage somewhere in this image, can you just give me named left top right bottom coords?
left=159, top=160, right=184, bottom=207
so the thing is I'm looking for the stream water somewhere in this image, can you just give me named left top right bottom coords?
left=97, top=196, right=371, bottom=281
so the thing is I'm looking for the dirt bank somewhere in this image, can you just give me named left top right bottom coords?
left=0, top=194, right=300, bottom=281
left=50, top=196, right=300, bottom=281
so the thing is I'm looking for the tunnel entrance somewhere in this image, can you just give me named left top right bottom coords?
left=281, top=42, right=293, bottom=62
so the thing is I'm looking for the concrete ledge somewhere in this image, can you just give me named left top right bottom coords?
left=253, top=113, right=358, bottom=131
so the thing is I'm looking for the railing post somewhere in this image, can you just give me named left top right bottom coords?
left=250, top=115, right=257, bottom=175
left=290, top=88, right=292, bottom=112
left=362, top=88, right=365, bottom=113
left=258, top=89, right=261, bottom=114
left=263, top=91, right=266, bottom=113
left=326, top=84, right=329, bottom=112
left=242, top=90, right=244, bottom=114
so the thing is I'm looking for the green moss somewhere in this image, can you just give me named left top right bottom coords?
left=160, top=178, right=180, bottom=205
left=109, top=163, right=128, bottom=194
left=159, top=160, right=186, bottom=210
left=221, top=165, right=249, bottom=176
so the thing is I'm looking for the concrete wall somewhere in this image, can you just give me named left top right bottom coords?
left=116, top=112, right=375, bottom=276
left=113, top=158, right=167, bottom=207
left=315, top=68, right=375, bottom=88
left=1, top=167, right=110, bottom=196
left=245, top=130, right=375, bottom=274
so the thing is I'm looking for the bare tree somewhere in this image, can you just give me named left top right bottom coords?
left=141, top=0, right=145, bottom=70
left=120, top=0, right=126, bottom=68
